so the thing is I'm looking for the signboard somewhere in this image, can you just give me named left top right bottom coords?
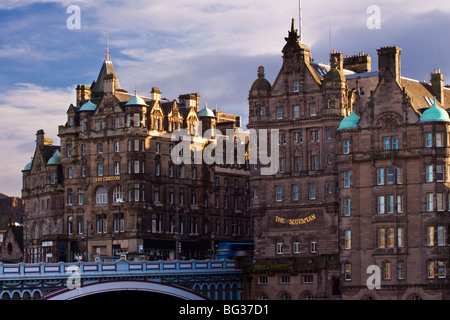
left=95, top=176, right=120, bottom=182
left=275, top=214, right=316, bottom=225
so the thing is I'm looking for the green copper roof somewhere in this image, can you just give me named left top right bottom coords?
left=47, top=154, right=60, bottom=165
left=198, top=106, right=216, bottom=118
left=419, top=97, right=450, bottom=122
left=23, top=161, right=32, bottom=171
left=126, top=94, right=147, bottom=106
left=337, top=108, right=360, bottom=130
left=79, top=100, right=97, bottom=111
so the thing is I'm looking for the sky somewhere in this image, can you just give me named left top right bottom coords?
left=0, top=0, right=450, bottom=197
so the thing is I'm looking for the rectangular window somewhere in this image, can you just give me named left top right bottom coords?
left=309, top=183, right=316, bottom=200
left=396, top=167, right=403, bottom=184
left=343, top=140, right=350, bottom=154
left=427, top=226, right=435, bottom=246
left=393, top=136, right=399, bottom=149
left=344, top=171, right=350, bottom=188
left=437, top=261, right=446, bottom=278
left=114, top=141, right=120, bottom=152
left=378, top=195, right=385, bottom=214
left=276, top=241, right=283, bottom=254
left=383, top=262, right=391, bottom=279
left=295, top=156, right=301, bottom=171
left=97, top=163, right=103, bottom=177
left=67, top=188, right=73, bottom=206
left=427, top=261, right=435, bottom=278
left=97, top=143, right=103, bottom=154
left=154, top=186, right=159, bottom=203
left=436, top=165, right=444, bottom=181
left=426, top=165, right=433, bottom=182
left=427, top=193, right=434, bottom=211
left=67, top=144, right=72, bottom=157
left=311, top=154, right=318, bottom=170
left=277, top=107, right=283, bottom=119
left=275, top=185, right=282, bottom=202
left=383, top=137, right=390, bottom=150
left=387, top=195, right=394, bottom=213
left=437, top=193, right=444, bottom=211
left=437, top=226, right=445, bottom=246
left=344, top=264, right=351, bottom=281
left=98, top=120, right=103, bottom=130
left=426, top=132, right=432, bottom=147
left=293, top=105, right=300, bottom=118
left=77, top=216, right=83, bottom=234
left=398, top=262, right=404, bottom=280
left=397, top=228, right=404, bottom=247
left=292, top=184, right=299, bottom=201
left=345, top=230, right=351, bottom=249
left=396, top=195, right=403, bottom=213
left=387, top=228, right=395, bottom=248
left=378, top=228, right=386, bottom=248
left=387, top=167, right=394, bottom=184
left=436, top=132, right=444, bottom=147
left=344, top=198, right=351, bottom=216
left=377, top=168, right=385, bottom=185
left=78, top=188, right=83, bottom=205
left=310, top=103, right=317, bottom=116
left=294, top=81, right=299, bottom=92
left=293, top=132, right=298, bottom=143
left=279, top=158, right=285, bottom=172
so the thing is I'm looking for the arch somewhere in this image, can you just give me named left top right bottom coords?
left=43, top=280, right=206, bottom=300
left=32, top=290, right=42, bottom=300
left=96, top=186, right=108, bottom=204
left=112, top=185, right=124, bottom=203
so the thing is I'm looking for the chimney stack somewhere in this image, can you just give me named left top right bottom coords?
left=330, top=50, right=343, bottom=71
left=431, top=69, right=444, bottom=106
left=377, top=46, right=401, bottom=83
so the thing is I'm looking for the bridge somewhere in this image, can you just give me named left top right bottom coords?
left=0, top=259, right=243, bottom=300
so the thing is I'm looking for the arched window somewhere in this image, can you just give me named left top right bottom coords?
left=302, top=292, right=314, bottom=300
left=96, top=187, right=108, bottom=204
left=280, top=293, right=291, bottom=300
left=112, top=185, right=124, bottom=203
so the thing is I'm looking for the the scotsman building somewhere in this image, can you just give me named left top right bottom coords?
left=245, top=19, right=450, bottom=300
left=21, top=54, right=251, bottom=263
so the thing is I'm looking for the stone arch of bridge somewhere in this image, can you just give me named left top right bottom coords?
left=42, top=279, right=207, bottom=300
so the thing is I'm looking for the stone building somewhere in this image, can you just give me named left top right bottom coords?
left=21, top=54, right=251, bottom=263
left=245, top=20, right=345, bottom=300
left=245, top=19, right=450, bottom=300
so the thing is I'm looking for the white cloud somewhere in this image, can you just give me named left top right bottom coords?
left=0, top=83, right=74, bottom=196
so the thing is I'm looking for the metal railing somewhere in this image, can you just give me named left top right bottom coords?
left=0, top=259, right=237, bottom=278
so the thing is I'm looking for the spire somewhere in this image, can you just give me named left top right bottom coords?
left=299, top=0, right=303, bottom=42
left=105, top=31, right=111, bottom=62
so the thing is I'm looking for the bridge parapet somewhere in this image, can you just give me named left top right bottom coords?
left=0, top=259, right=237, bottom=278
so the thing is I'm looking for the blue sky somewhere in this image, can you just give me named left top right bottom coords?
left=1, top=0, right=450, bottom=197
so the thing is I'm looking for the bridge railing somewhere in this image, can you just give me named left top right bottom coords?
left=0, top=259, right=237, bottom=278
